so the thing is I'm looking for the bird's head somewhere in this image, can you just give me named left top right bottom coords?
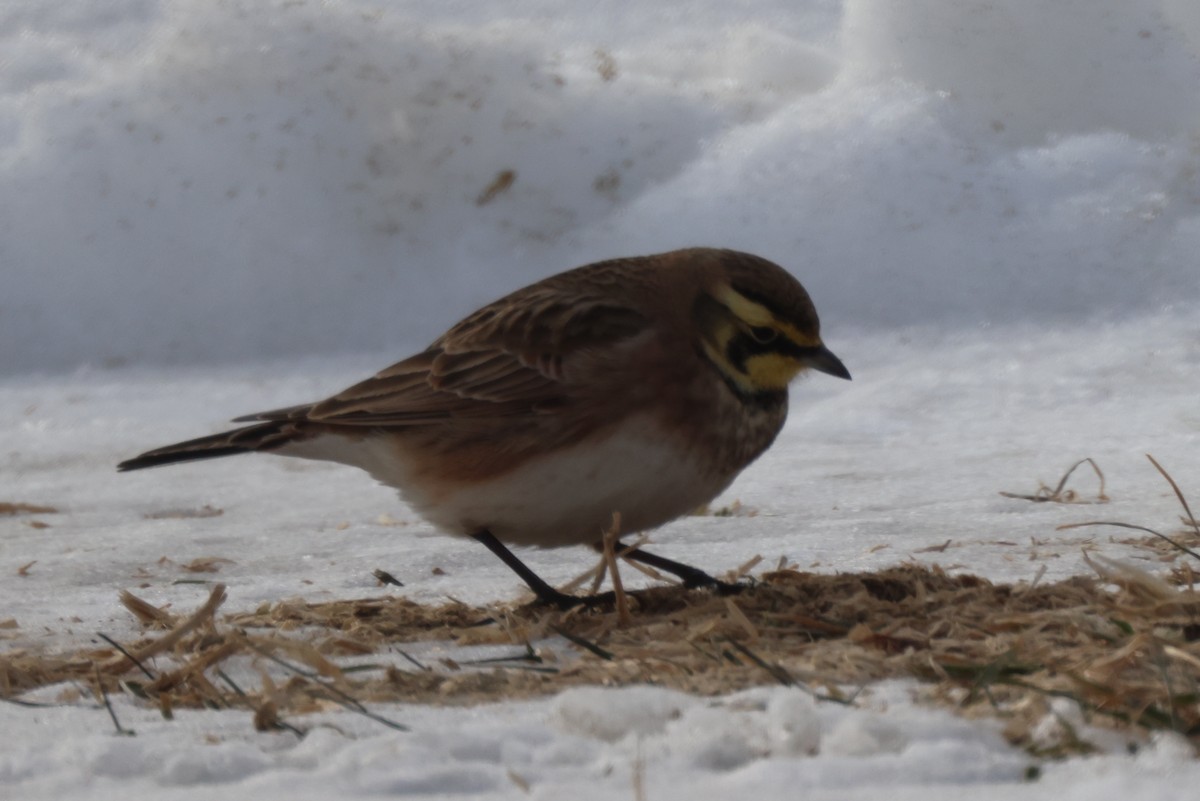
left=693, top=251, right=850, bottom=397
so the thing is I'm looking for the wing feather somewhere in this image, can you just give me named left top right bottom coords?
left=253, top=290, right=652, bottom=428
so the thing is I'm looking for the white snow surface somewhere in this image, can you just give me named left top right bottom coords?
left=4, top=0, right=1200, bottom=798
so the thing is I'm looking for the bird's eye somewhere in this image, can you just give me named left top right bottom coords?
left=749, top=326, right=778, bottom=344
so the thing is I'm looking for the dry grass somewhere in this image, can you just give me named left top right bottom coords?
left=2, top=559, right=1198, bottom=753
left=2, top=456, right=1197, bottom=755
left=0, top=502, right=59, bottom=515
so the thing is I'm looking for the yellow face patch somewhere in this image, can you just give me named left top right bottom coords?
left=743, top=352, right=806, bottom=390
left=696, top=284, right=824, bottom=394
left=713, top=285, right=821, bottom=348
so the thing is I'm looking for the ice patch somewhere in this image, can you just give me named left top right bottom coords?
left=843, top=0, right=1200, bottom=144
left=553, top=685, right=696, bottom=743
left=823, top=714, right=907, bottom=756
left=4, top=1, right=1199, bottom=373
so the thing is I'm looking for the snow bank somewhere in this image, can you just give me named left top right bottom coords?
left=5, top=682, right=1198, bottom=800
left=3, top=2, right=1200, bottom=798
left=3, top=0, right=1198, bottom=373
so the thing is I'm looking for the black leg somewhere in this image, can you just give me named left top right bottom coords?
left=609, top=542, right=742, bottom=593
left=471, top=531, right=599, bottom=609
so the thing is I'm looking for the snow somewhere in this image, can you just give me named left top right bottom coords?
left=3, top=0, right=1200, bottom=798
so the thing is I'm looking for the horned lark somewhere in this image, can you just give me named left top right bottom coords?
left=119, top=248, right=850, bottom=606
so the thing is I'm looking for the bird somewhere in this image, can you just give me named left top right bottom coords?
left=118, top=247, right=850, bottom=607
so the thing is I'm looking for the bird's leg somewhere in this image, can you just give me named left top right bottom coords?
left=471, top=530, right=604, bottom=609
left=605, top=540, right=743, bottom=593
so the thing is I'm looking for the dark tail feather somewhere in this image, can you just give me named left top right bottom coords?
left=117, top=422, right=296, bottom=472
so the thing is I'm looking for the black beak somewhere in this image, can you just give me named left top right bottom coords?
left=806, top=344, right=851, bottom=380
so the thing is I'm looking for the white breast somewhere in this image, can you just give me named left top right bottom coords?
left=279, top=417, right=735, bottom=548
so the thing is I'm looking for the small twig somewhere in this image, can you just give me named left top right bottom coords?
left=632, top=737, right=646, bottom=801
left=1162, top=644, right=1200, bottom=671
left=460, top=644, right=543, bottom=666
left=216, top=669, right=246, bottom=697
left=1058, top=522, right=1200, bottom=562
left=686, top=640, right=724, bottom=664
left=1, top=696, right=74, bottom=709
left=1146, top=454, right=1199, bottom=535
left=562, top=534, right=665, bottom=595
left=93, top=664, right=134, bottom=736
left=96, top=633, right=155, bottom=680
left=507, top=768, right=531, bottom=794
left=962, top=650, right=1023, bottom=707
left=549, top=625, right=613, bottom=661
left=1151, top=645, right=1181, bottom=734
left=725, top=554, right=763, bottom=583
left=557, top=559, right=605, bottom=595
left=101, top=584, right=227, bottom=673
left=247, top=688, right=306, bottom=738
left=119, top=589, right=175, bottom=628
left=1082, top=552, right=1178, bottom=600
left=1001, top=458, right=1108, bottom=504
left=612, top=534, right=652, bottom=562
left=340, top=663, right=389, bottom=674
left=216, top=668, right=305, bottom=737
left=601, top=513, right=632, bottom=626
left=724, top=598, right=759, bottom=642
left=1017, top=564, right=1048, bottom=595
left=588, top=558, right=609, bottom=596
left=392, top=645, right=427, bottom=671
left=616, top=535, right=674, bottom=583
left=621, top=558, right=671, bottom=583
left=265, top=708, right=307, bottom=738
left=724, top=637, right=795, bottom=686
left=722, top=638, right=852, bottom=705
left=994, top=675, right=1141, bottom=729
left=372, top=569, right=404, bottom=587
left=242, top=639, right=409, bottom=732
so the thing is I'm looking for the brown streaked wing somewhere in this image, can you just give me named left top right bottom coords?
left=294, top=291, right=651, bottom=427
left=304, top=349, right=557, bottom=424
